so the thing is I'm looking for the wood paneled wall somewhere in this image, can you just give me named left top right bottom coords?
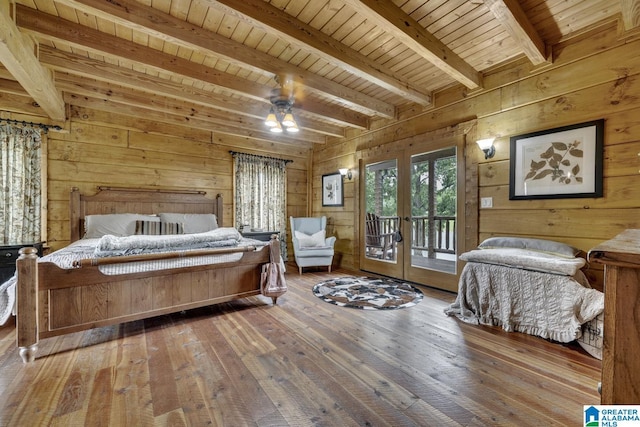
left=41, top=106, right=311, bottom=252
left=313, top=21, right=640, bottom=291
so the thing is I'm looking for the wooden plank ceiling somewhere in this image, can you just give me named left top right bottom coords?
left=0, top=0, right=636, bottom=146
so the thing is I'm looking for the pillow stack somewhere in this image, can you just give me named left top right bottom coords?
left=84, top=213, right=219, bottom=238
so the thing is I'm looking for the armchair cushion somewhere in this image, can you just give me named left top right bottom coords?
left=295, top=229, right=327, bottom=248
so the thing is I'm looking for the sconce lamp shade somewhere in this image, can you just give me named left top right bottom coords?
left=339, top=168, right=353, bottom=180
left=476, top=137, right=496, bottom=159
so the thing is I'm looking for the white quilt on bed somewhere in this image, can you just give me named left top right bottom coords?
left=445, top=261, right=604, bottom=343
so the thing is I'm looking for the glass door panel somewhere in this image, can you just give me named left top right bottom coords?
left=403, top=142, right=463, bottom=292
left=409, top=148, right=457, bottom=274
left=360, top=158, right=403, bottom=278
left=359, top=135, right=464, bottom=292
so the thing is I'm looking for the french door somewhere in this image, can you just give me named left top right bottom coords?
left=359, top=137, right=466, bottom=292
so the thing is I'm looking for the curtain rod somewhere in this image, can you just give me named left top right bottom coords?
left=229, top=150, right=293, bottom=164
left=0, top=117, right=63, bottom=134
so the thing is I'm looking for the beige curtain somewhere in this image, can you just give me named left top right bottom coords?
left=233, top=153, right=288, bottom=260
left=0, top=125, right=42, bottom=244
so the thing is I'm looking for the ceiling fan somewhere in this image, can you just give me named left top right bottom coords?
left=264, top=75, right=300, bottom=133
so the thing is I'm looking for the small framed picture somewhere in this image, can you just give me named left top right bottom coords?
left=509, top=119, right=604, bottom=200
left=322, top=172, right=344, bottom=207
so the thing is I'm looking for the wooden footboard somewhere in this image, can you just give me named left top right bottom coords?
left=16, top=241, right=274, bottom=363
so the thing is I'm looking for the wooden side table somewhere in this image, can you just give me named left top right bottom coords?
left=588, top=229, right=640, bottom=404
left=240, top=230, right=280, bottom=242
left=0, top=242, right=44, bottom=283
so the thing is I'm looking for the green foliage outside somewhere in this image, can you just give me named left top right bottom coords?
left=364, top=154, right=456, bottom=218
left=412, top=155, right=456, bottom=217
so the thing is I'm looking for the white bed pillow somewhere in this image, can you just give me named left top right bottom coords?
left=295, top=229, right=326, bottom=248
left=84, top=213, right=159, bottom=238
left=478, top=236, right=580, bottom=258
left=159, top=213, right=218, bottom=234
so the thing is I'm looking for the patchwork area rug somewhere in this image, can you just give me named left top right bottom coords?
left=312, top=276, right=423, bottom=310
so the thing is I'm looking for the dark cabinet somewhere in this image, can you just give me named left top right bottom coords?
left=0, top=242, right=44, bottom=284
left=240, top=230, right=280, bottom=242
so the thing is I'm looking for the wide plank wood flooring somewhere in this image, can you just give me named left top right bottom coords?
left=0, top=268, right=601, bottom=426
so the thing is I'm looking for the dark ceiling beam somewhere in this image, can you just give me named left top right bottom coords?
left=341, top=0, right=482, bottom=89
left=483, top=0, right=548, bottom=65
left=620, top=0, right=640, bottom=31
left=39, top=47, right=360, bottom=131
left=63, top=93, right=326, bottom=145
left=207, top=0, right=433, bottom=106
left=14, top=5, right=350, bottom=136
left=52, top=0, right=391, bottom=120
left=55, top=74, right=344, bottom=138
left=0, top=2, right=65, bottom=121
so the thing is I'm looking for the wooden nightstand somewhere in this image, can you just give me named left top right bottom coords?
left=0, top=242, right=44, bottom=284
left=589, top=229, right=640, bottom=404
left=240, top=230, right=280, bottom=242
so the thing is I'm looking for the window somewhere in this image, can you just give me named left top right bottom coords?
left=0, top=125, right=43, bottom=244
left=232, top=152, right=288, bottom=259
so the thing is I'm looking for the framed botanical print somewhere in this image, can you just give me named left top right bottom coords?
left=509, top=119, right=604, bottom=200
left=322, top=172, right=344, bottom=207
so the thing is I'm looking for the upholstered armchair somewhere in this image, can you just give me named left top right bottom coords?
left=290, top=216, right=336, bottom=274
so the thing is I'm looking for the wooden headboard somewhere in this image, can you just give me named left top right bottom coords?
left=69, top=186, right=223, bottom=242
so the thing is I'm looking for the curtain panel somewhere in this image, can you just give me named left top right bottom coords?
left=233, top=153, right=288, bottom=260
left=0, top=125, right=42, bottom=244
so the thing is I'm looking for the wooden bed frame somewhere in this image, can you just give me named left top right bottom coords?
left=16, top=187, right=276, bottom=363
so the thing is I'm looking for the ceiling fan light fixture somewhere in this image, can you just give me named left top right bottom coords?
left=265, top=109, right=278, bottom=127
left=265, top=81, right=300, bottom=133
left=269, top=121, right=283, bottom=133
left=281, top=111, right=296, bottom=127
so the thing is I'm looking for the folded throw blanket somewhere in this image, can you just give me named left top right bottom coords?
left=459, top=248, right=586, bottom=276
left=95, top=227, right=242, bottom=257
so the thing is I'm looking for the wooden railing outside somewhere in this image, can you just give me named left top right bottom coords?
left=375, top=215, right=399, bottom=236
left=371, top=215, right=456, bottom=258
left=410, top=215, right=456, bottom=257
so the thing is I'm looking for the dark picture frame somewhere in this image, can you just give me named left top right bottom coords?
left=322, top=172, right=344, bottom=207
left=509, top=119, right=604, bottom=200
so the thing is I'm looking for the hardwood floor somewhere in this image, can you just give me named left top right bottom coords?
left=0, top=267, right=601, bottom=426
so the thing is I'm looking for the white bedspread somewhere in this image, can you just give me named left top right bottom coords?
left=445, top=261, right=604, bottom=343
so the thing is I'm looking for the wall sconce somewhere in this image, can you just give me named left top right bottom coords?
left=476, top=138, right=496, bottom=159
left=339, top=168, right=352, bottom=180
